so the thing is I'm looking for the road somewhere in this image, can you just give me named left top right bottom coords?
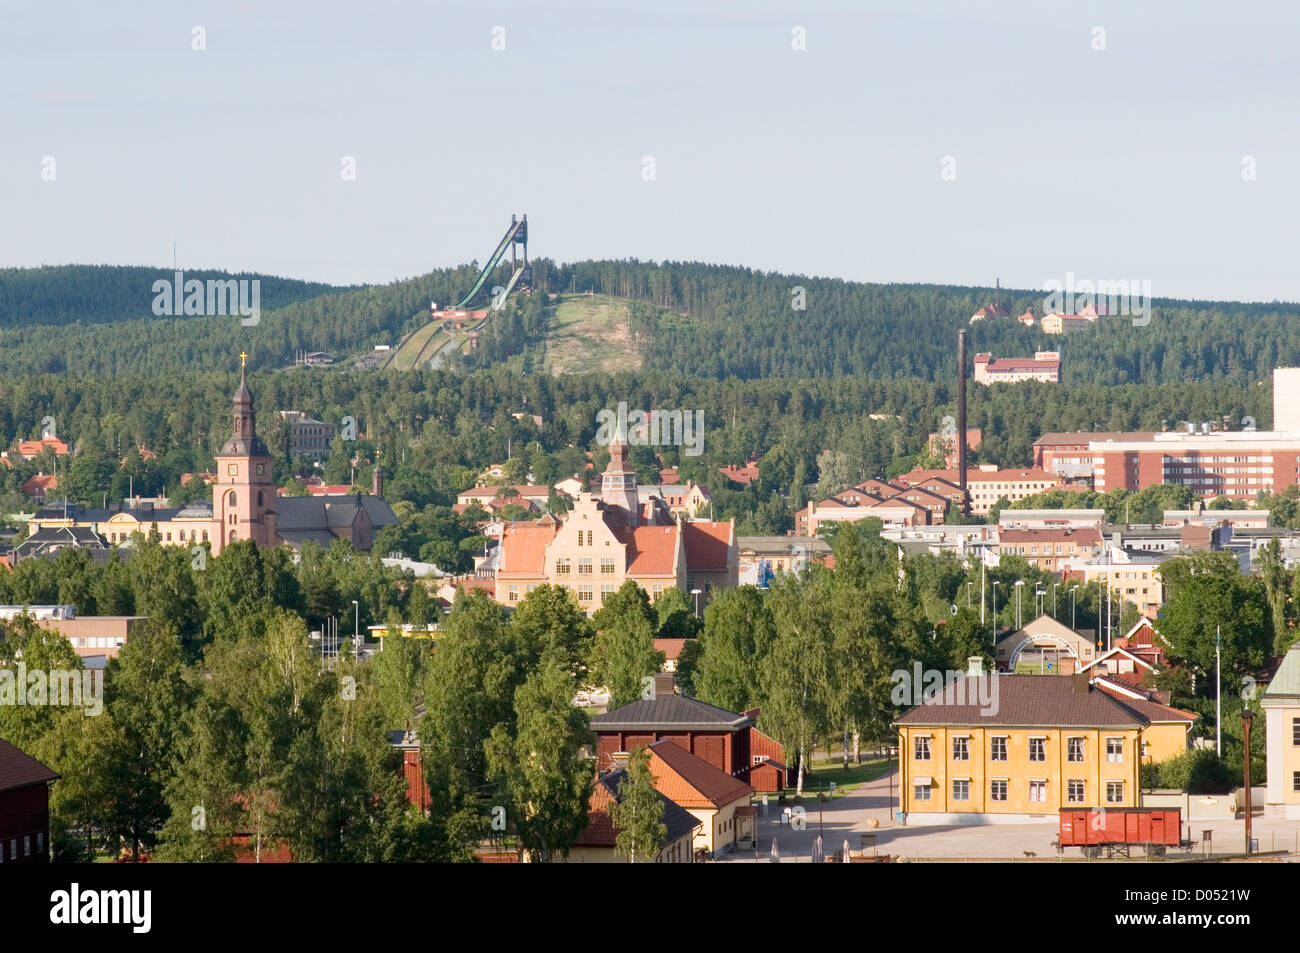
left=718, top=766, right=1300, bottom=863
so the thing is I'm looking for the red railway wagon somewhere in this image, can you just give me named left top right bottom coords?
left=1058, top=807, right=1185, bottom=858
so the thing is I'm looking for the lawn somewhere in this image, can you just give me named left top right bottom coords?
left=777, top=756, right=892, bottom=799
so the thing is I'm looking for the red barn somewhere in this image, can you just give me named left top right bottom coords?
left=0, top=736, right=58, bottom=864
left=743, top=710, right=788, bottom=793
left=591, top=695, right=756, bottom=781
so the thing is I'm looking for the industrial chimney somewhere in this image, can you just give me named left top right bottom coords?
left=958, top=329, right=969, bottom=514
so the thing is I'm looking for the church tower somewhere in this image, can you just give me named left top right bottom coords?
left=210, top=354, right=277, bottom=555
left=601, top=440, right=640, bottom=524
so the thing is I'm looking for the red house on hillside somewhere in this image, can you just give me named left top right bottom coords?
left=0, top=736, right=58, bottom=864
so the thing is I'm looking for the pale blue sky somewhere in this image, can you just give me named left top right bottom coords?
left=3, top=0, right=1298, bottom=301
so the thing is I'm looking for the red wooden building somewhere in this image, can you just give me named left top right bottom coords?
left=592, top=695, right=781, bottom=784
left=743, top=710, right=788, bottom=792
left=390, top=729, right=431, bottom=811
left=0, top=736, right=58, bottom=864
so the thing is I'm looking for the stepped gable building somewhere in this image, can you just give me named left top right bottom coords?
left=210, top=356, right=397, bottom=556
left=494, top=440, right=736, bottom=614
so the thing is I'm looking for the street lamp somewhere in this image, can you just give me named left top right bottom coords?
left=1241, top=708, right=1255, bottom=856
left=966, top=581, right=972, bottom=609
left=1035, top=585, right=1046, bottom=619
left=1051, top=583, right=1060, bottom=620
left=1070, top=585, right=1078, bottom=631
left=352, top=600, right=360, bottom=662
left=690, top=588, right=702, bottom=618
left=991, top=581, right=1001, bottom=641
left=1014, top=580, right=1025, bottom=630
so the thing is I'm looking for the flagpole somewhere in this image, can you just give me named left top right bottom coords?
left=980, top=551, right=986, bottom=626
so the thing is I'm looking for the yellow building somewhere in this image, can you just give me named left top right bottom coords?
left=1063, top=550, right=1164, bottom=619
left=1262, top=642, right=1300, bottom=819
left=494, top=442, right=736, bottom=615
left=894, top=664, right=1193, bottom=824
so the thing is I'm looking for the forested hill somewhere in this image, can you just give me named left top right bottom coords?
left=2, top=259, right=1299, bottom=384
left=0, top=262, right=509, bottom=375
left=551, top=260, right=1300, bottom=386
left=0, top=265, right=352, bottom=328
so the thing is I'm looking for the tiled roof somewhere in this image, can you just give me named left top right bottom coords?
left=497, top=521, right=560, bottom=576
left=893, top=674, right=1148, bottom=728
left=575, top=769, right=702, bottom=848
left=653, top=638, right=690, bottom=661
left=623, top=525, right=680, bottom=576
left=1093, top=684, right=1196, bottom=723
left=648, top=740, right=753, bottom=808
left=998, top=527, right=1103, bottom=546
left=0, top=736, right=59, bottom=792
left=591, top=695, right=752, bottom=732
left=682, top=520, right=732, bottom=571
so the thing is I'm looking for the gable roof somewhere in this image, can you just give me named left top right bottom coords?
left=575, top=769, right=702, bottom=848
left=682, top=520, right=732, bottom=571
left=0, top=736, right=59, bottom=792
left=1093, top=685, right=1197, bottom=724
left=591, top=694, right=753, bottom=732
left=620, top=525, right=680, bottom=576
left=647, top=740, right=753, bottom=808
left=892, top=674, right=1148, bottom=728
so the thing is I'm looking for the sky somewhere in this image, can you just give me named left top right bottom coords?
left=3, top=0, right=1299, bottom=302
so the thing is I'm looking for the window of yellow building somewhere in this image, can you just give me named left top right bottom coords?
left=1106, top=738, right=1123, bottom=762
left=990, top=779, right=1007, bottom=801
left=990, top=736, right=1007, bottom=761
left=1029, top=780, right=1047, bottom=802
left=1106, top=781, right=1124, bottom=803
left=914, top=736, right=931, bottom=760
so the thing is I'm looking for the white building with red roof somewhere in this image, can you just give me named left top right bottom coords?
left=973, top=351, right=1061, bottom=385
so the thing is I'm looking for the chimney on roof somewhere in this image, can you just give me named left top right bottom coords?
left=967, top=656, right=984, bottom=677
left=372, top=464, right=382, bottom=498
left=1072, top=673, right=1091, bottom=695
left=609, top=751, right=631, bottom=772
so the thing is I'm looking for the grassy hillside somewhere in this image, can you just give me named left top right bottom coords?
left=542, top=294, right=643, bottom=375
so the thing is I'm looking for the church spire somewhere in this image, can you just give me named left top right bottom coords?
left=221, top=355, right=267, bottom=456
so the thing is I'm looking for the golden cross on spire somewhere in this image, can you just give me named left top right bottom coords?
left=240, top=351, right=248, bottom=369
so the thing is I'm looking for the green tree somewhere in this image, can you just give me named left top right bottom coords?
left=590, top=581, right=664, bottom=707
left=485, top=654, right=594, bottom=862
left=760, top=571, right=832, bottom=793
left=694, top=586, right=775, bottom=713
left=99, top=622, right=193, bottom=861
left=608, top=746, right=666, bottom=862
